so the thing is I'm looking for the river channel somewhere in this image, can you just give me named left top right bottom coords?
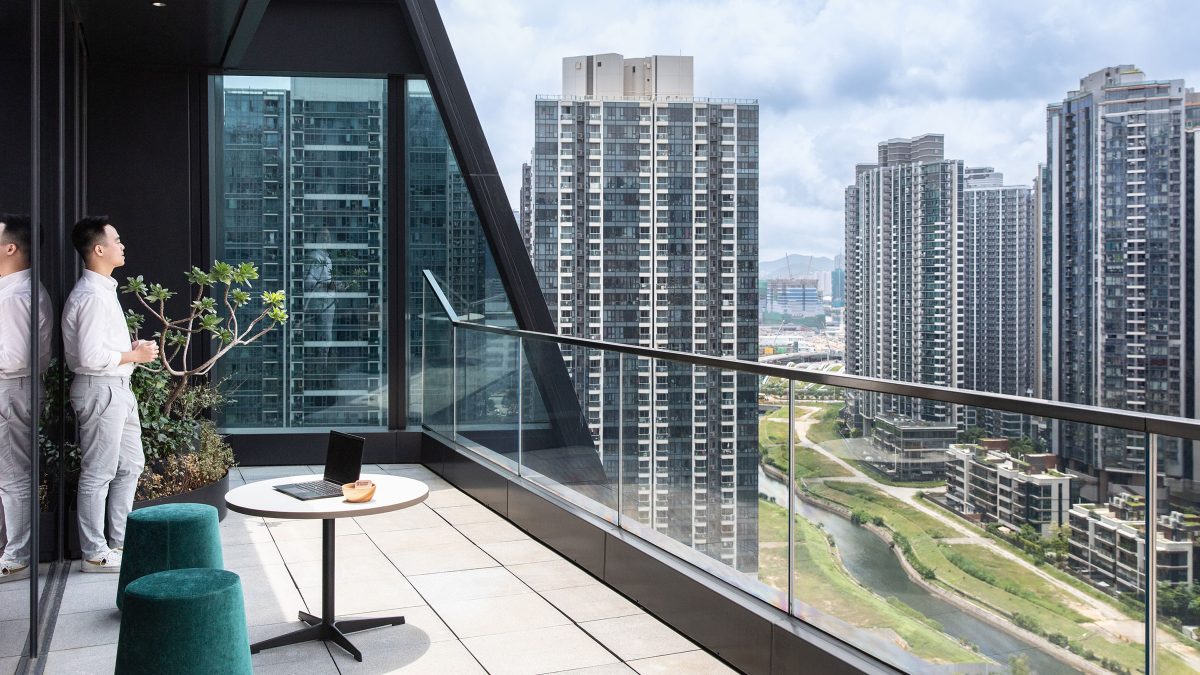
left=757, top=467, right=1074, bottom=674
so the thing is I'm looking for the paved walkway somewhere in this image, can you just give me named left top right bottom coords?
left=31, top=465, right=734, bottom=675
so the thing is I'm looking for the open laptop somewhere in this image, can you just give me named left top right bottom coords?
left=274, top=431, right=365, bottom=501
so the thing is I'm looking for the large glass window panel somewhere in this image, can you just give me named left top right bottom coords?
left=420, top=272, right=453, bottom=438
left=405, top=79, right=516, bottom=425
left=212, top=76, right=388, bottom=431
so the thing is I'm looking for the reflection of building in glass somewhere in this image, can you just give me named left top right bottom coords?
left=217, top=78, right=387, bottom=429
left=530, top=54, right=759, bottom=571
left=945, top=443, right=1071, bottom=537
left=1043, top=67, right=1200, bottom=485
left=1069, top=494, right=1199, bottom=592
left=404, top=81, right=515, bottom=426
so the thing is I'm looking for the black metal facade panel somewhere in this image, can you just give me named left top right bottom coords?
left=442, top=449, right=509, bottom=515
left=770, top=622, right=886, bottom=675
left=231, top=0, right=423, bottom=75
left=387, top=74, right=407, bottom=427
left=85, top=66, right=205, bottom=321
left=603, top=534, right=774, bottom=675
left=0, top=1, right=32, bottom=213
left=228, top=430, right=421, bottom=466
left=420, top=431, right=447, bottom=475
left=507, top=481, right=608, bottom=578
left=75, top=0, right=242, bottom=67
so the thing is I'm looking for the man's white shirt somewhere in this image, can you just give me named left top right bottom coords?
left=0, top=269, right=53, bottom=379
left=63, top=269, right=134, bottom=376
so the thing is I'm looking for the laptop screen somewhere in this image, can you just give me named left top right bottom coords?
left=324, top=431, right=365, bottom=485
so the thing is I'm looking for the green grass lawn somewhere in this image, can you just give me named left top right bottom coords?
left=759, top=408, right=850, bottom=479
left=803, top=402, right=845, bottom=444
left=805, top=481, right=1195, bottom=674
left=757, top=500, right=985, bottom=665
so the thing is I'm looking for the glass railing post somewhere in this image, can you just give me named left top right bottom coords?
left=1146, top=432, right=1157, bottom=675
left=517, top=337, right=524, bottom=476
left=787, top=378, right=796, bottom=616
left=421, top=286, right=428, bottom=425
left=451, top=324, right=458, bottom=439
left=617, top=352, right=624, bottom=528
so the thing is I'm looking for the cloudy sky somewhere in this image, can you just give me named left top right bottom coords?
left=435, top=0, right=1200, bottom=260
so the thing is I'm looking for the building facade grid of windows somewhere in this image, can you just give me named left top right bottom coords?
left=945, top=443, right=1072, bottom=537
left=529, top=54, right=758, bottom=571
left=216, top=78, right=388, bottom=430
left=1068, top=494, right=1199, bottom=593
left=1042, top=66, right=1200, bottom=487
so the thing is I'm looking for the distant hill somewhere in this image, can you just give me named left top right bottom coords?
left=760, top=254, right=835, bottom=279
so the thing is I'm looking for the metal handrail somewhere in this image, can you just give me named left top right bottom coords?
left=421, top=270, right=1200, bottom=443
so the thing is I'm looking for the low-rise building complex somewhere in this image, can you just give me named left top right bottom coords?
left=945, top=444, right=1072, bottom=536
left=1069, top=494, right=1200, bottom=593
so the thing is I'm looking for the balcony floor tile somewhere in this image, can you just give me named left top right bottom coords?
left=33, top=465, right=714, bottom=675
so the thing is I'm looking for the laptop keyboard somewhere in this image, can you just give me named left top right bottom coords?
left=294, top=480, right=344, bottom=497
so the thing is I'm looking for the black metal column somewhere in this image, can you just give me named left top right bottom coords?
left=322, top=518, right=335, bottom=623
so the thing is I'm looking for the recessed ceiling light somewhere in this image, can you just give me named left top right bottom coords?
left=152, top=2, right=166, bottom=6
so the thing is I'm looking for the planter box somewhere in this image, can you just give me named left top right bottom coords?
left=134, top=470, right=231, bottom=521
left=38, top=470, right=230, bottom=561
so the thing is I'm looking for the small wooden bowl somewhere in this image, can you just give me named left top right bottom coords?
left=342, top=481, right=376, bottom=503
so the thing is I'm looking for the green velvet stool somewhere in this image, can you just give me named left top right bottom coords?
left=116, top=568, right=252, bottom=675
left=117, top=503, right=223, bottom=610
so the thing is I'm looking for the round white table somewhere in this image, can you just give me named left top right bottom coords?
left=226, top=473, right=428, bottom=662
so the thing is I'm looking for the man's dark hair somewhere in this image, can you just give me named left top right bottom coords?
left=72, top=215, right=111, bottom=260
left=0, top=213, right=32, bottom=253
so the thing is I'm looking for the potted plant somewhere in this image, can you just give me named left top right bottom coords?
left=120, top=261, right=288, bottom=516
left=37, top=262, right=286, bottom=559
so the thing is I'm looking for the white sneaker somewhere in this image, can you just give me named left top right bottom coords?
left=0, top=559, right=29, bottom=583
left=81, top=548, right=122, bottom=573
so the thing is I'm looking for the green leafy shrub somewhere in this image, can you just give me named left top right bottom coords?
left=136, top=421, right=234, bottom=501
left=1011, top=612, right=1041, bottom=635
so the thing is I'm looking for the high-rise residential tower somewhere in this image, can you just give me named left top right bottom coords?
left=1042, top=66, right=1200, bottom=486
left=530, top=54, right=759, bottom=570
left=961, top=167, right=1036, bottom=437
left=844, top=137, right=1041, bottom=477
left=844, top=134, right=963, bottom=429
left=519, top=161, right=533, bottom=250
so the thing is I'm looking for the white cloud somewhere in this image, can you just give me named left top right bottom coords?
left=438, top=0, right=1200, bottom=259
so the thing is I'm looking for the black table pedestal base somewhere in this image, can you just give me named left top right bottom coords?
left=250, top=611, right=406, bottom=662
left=250, top=519, right=402, bottom=662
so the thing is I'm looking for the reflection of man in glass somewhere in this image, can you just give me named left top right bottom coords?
left=0, top=214, right=52, bottom=583
left=304, top=227, right=339, bottom=359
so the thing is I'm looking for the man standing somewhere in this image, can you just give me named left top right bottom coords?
left=0, top=214, right=52, bottom=583
left=62, top=216, right=157, bottom=572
